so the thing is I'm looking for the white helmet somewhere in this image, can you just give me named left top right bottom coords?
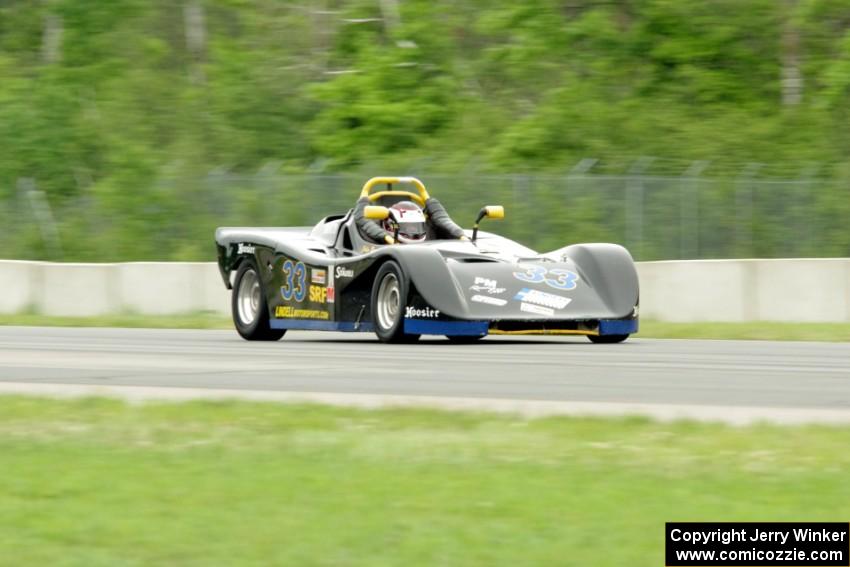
left=382, top=201, right=427, bottom=243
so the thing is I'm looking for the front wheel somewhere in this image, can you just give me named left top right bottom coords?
left=588, top=334, right=629, bottom=344
left=371, top=261, right=420, bottom=343
left=232, top=260, right=285, bottom=341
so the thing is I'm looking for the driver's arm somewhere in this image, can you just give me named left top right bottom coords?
left=424, top=198, right=465, bottom=239
left=354, top=197, right=395, bottom=244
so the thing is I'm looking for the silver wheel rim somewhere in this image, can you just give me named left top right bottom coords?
left=376, top=273, right=401, bottom=331
left=237, top=268, right=261, bottom=326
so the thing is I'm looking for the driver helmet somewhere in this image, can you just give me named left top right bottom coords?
left=382, top=201, right=427, bottom=244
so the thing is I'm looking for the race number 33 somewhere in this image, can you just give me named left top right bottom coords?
left=281, top=260, right=307, bottom=301
left=513, top=266, right=579, bottom=290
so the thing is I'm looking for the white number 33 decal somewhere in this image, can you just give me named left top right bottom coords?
left=513, top=266, right=579, bottom=290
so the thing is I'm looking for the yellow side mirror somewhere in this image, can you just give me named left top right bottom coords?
left=472, top=205, right=505, bottom=242
left=364, top=206, right=390, bottom=220
left=484, top=205, right=505, bottom=220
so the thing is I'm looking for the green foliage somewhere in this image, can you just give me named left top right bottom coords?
left=1, top=0, right=850, bottom=260
left=308, top=43, right=457, bottom=166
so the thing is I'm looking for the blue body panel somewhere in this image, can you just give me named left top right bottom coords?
left=404, top=319, right=489, bottom=336
left=270, top=317, right=636, bottom=336
left=270, top=319, right=375, bottom=332
left=599, top=319, right=638, bottom=335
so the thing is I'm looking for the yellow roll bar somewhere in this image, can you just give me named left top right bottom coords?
left=359, top=176, right=430, bottom=207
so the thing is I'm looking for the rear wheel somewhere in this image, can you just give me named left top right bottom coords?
left=588, top=334, right=629, bottom=344
left=232, top=260, right=285, bottom=341
left=371, top=261, right=420, bottom=343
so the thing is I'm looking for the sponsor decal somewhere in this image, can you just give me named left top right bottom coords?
left=471, top=295, right=507, bottom=307
left=274, top=305, right=329, bottom=320
left=405, top=306, right=440, bottom=319
left=309, top=285, right=328, bottom=303
left=311, top=269, right=327, bottom=285
left=469, top=276, right=506, bottom=295
left=520, top=303, right=554, bottom=316
left=514, top=288, right=572, bottom=309
left=513, top=266, right=579, bottom=291
left=237, top=243, right=255, bottom=254
left=335, top=266, right=355, bottom=279
left=327, top=286, right=335, bottom=303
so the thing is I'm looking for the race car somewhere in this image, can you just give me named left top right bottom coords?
left=215, top=176, right=639, bottom=343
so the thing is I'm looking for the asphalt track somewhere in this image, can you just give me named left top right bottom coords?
left=2, top=326, right=849, bottom=423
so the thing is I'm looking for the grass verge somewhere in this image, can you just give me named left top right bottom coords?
left=638, top=320, right=850, bottom=342
left=2, top=312, right=850, bottom=341
left=0, top=311, right=232, bottom=330
left=0, top=397, right=848, bottom=566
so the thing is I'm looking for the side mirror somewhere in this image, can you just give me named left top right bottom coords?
left=482, top=206, right=504, bottom=220
left=472, top=205, right=504, bottom=242
left=364, top=205, right=390, bottom=220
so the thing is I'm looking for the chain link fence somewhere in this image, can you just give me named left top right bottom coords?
left=3, top=169, right=849, bottom=262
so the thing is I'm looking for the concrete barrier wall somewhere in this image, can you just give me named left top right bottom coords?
left=117, top=263, right=229, bottom=316
left=636, top=259, right=850, bottom=323
left=1, top=258, right=848, bottom=322
left=0, top=261, right=231, bottom=317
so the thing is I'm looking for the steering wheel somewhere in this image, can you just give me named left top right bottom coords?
left=360, top=176, right=430, bottom=207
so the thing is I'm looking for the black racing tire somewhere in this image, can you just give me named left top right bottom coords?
left=371, top=260, right=420, bottom=343
left=445, top=335, right=485, bottom=343
left=232, top=260, right=285, bottom=341
left=588, top=334, right=629, bottom=344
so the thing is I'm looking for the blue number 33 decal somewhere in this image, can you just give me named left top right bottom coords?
left=513, top=266, right=579, bottom=290
left=281, top=260, right=307, bottom=301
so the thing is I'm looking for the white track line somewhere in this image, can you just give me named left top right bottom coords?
left=1, top=382, right=849, bottom=426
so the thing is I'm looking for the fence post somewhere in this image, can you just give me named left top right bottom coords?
left=256, top=161, right=284, bottom=224
left=512, top=174, right=532, bottom=246
left=626, top=157, right=654, bottom=260
left=19, top=178, right=63, bottom=260
left=565, top=159, right=598, bottom=247
left=569, top=158, right=598, bottom=177
left=797, top=164, right=819, bottom=257
left=735, top=163, right=762, bottom=257
left=680, top=161, right=709, bottom=259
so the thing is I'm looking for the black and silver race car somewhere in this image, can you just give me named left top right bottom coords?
left=215, top=176, right=639, bottom=343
